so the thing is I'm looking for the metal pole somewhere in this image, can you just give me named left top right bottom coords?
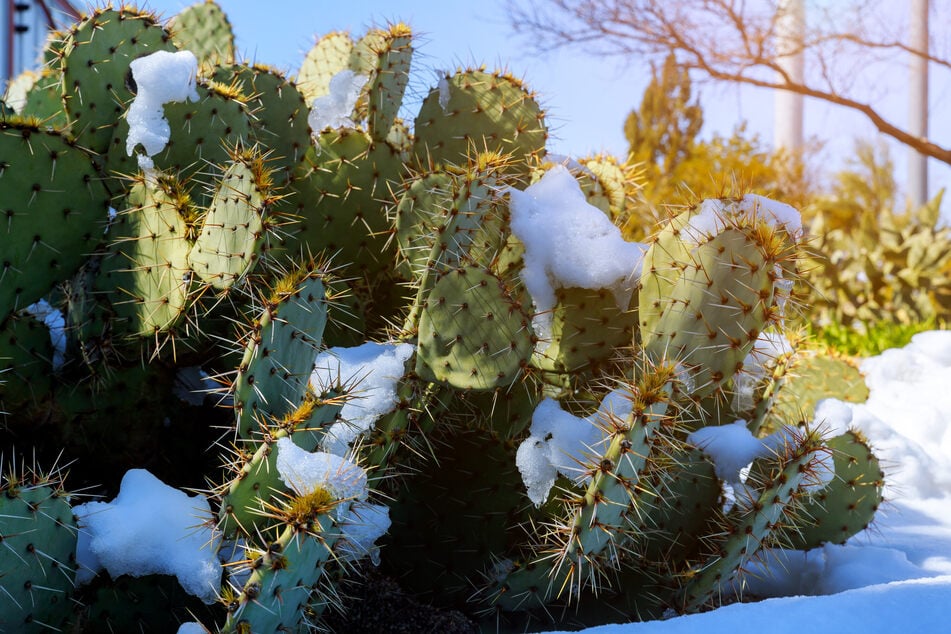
left=908, top=0, right=929, bottom=208
left=774, top=0, right=805, bottom=154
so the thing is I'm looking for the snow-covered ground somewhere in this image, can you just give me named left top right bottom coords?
left=563, top=330, right=951, bottom=633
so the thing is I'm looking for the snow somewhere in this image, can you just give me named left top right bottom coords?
left=73, top=469, right=221, bottom=603
left=23, top=299, right=66, bottom=370
left=274, top=436, right=368, bottom=505
left=508, top=165, right=647, bottom=347
left=125, top=50, right=199, bottom=171
left=688, top=419, right=772, bottom=482
left=438, top=73, right=451, bottom=112
left=311, top=342, right=414, bottom=456
left=683, top=195, right=803, bottom=246
left=338, top=501, right=392, bottom=564
left=516, top=388, right=632, bottom=506
left=556, top=331, right=951, bottom=633
left=308, top=69, right=368, bottom=131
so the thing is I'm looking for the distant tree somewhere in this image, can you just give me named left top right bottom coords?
left=812, top=139, right=897, bottom=232
left=625, top=52, right=703, bottom=172
left=619, top=58, right=812, bottom=234
left=509, top=0, right=951, bottom=166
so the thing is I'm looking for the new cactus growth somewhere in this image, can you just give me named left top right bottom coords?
left=0, top=2, right=890, bottom=631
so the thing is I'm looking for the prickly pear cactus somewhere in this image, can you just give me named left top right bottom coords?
left=0, top=461, right=78, bottom=632
left=0, top=2, right=889, bottom=632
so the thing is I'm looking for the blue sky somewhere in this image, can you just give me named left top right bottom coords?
left=86, top=1, right=951, bottom=205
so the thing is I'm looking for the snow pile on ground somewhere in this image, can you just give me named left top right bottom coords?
left=310, top=342, right=414, bottom=456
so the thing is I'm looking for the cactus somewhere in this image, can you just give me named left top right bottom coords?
left=0, top=458, right=78, bottom=632
left=0, top=2, right=888, bottom=631
left=168, top=0, right=236, bottom=68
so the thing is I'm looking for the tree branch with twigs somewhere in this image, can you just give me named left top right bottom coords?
left=509, top=0, right=951, bottom=165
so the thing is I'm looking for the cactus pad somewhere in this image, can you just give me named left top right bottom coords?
left=0, top=120, right=110, bottom=321
left=415, top=266, right=534, bottom=390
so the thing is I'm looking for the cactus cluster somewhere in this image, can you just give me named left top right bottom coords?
left=0, top=2, right=886, bottom=632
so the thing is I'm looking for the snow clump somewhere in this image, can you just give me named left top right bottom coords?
left=308, top=69, right=368, bottom=131
left=682, top=194, right=803, bottom=246
left=125, top=50, right=199, bottom=172
left=311, top=342, right=414, bottom=456
left=74, top=469, right=221, bottom=603
left=516, top=388, right=633, bottom=506
left=508, top=165, right=647, bottom=349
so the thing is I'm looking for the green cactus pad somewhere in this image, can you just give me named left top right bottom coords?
left=415, top=266, right=534, bottom=390
left=219, top=394, right=342, bottom=538
left=494, top=370, right=677, bottom=610
left=782, top=430, right=884, bottom=549
left=211, top=63, right=312, bottom=184
left=5, top=69, right=68, bottom=129
left=187, top=152, right=272, bottom=290
left=678, top=428, right=825, bottom=612
left=393, top=169, right=456, bottom=279
left=765, top=351, right=869, bottom=433
left=96, top=178, right=193, bottom=337
left=168, top=0, right=235, bottom=67
left=320, top=276, right=368, bottom=348
left=637, top=447, right=720, bottom=564
left=233, top=267, right=327, bottom=440
left=413, top=69, right=547, bottom=175
left=532, top=286, right=639, bottom=376
left=106, top=81, right=255, bottom=205
left=580, top=154, right=632, bottom=221
left=0, top=312, right=55, bottom=414
left=357, top=24, right=413, bottom=144
left=222, top=512, right=340, bottom=633
left=640, top=205, right=793, bottom=403
left=283, top=130, right=403, bottom=277
left=62, top=7, right=177, bottom=154
left=296, top=31, right=354, bottom=105
left=0, top=119, right=111, bottom=321
left=0, top=465, right=78, bottom=632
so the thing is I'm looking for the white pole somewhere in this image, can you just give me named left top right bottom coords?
left=774, top=0, right=805, bottom=154
left=908, top=0, right=929, bottom=208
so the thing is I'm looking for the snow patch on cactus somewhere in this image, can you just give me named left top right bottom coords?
left=437, top=73, right=451, bottom=112
left=275, top=436, right=367, bottom=505
left=125, top=50, right=199, bottom=171
left=73, top=469, right=221, bottom=603
left=689, top=420, right=769, bottom=482
left=338, top=501, right=392, bottom=565
left=311, top=342, right=414, bottom=456
left=23, top=299, right=66, bottom=370
left=683, top=194, right=803, bottom=246
left=508, top=165, right=647, bottom=349
left=308, top=69, right=368, bottom=131
left=176, top=624, right=207, bottom=634
left=517, top=388, right=633, bottom=506
left=690, top=422, right=834, bottom=502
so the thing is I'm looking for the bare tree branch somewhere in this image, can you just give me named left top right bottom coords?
left=508, top=0, right=951, bottom=166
